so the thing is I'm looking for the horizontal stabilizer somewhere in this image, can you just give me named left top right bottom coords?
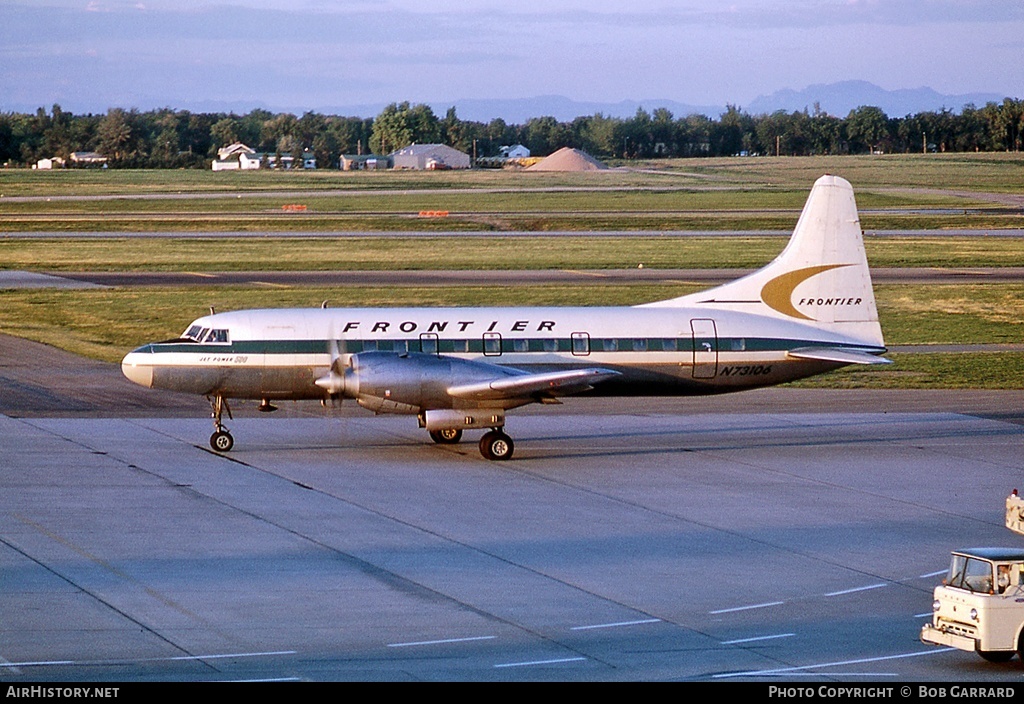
left=786, top=347, right=892, bottom=365
left=448, top=368, right=620, bottom=401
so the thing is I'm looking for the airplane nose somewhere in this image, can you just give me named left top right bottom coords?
left=121, top=352, right=153, bottom=388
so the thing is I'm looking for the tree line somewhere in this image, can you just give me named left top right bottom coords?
left=2, top=98, right=1021, bottom=169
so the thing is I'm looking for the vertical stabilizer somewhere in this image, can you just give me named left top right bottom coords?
left=641, top=175, right=884, bottom=347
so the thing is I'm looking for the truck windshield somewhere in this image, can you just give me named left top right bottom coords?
left=948, top=554, right=994, bottom=593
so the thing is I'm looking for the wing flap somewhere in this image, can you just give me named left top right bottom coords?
left=448, top=368, right=620, bottom=401
left=787, top=346, right=892, bottom=365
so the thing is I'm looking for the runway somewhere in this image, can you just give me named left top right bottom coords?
left=3, top=336, right=1024, bottom=681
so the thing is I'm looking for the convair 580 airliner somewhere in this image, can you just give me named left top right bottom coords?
left=122, top=175, right=889, bottom=460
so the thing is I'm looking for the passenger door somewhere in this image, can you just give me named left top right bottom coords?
left=690, top=318, right=718, bottom=379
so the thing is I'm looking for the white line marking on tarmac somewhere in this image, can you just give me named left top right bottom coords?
left=825, top=583, right=887, bottom=597
left=223, top=677, right=303, bottom=683
left=712, top=647, right=956, bottom=679
left=919, top=569, right=946, bottom=578
left=1, top=650, right=296, bottom=668
left=710, top=601, right=784, bottom=614
left=571, top=618, right=661, bottom=631
left=387, top=636, right=497, bottom=648
left=1, top=656, right=26, bottom=673
left=153, top=650, right=298, bottom=662
left=721, top=633, right=795, bottom=645
left=494, top=656, right=587, bottom=669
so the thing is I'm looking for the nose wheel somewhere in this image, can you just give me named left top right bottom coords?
left=211, top=429, right=234, bottom=452
left=479, top=429, right=514, bottom=461
left=208, top=394, right=234, bottom=452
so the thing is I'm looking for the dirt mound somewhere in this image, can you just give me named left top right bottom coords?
left=527, top=147, right=609, bottom=172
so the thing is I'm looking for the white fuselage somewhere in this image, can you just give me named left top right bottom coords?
left=122, top=303, right=878, bottom=406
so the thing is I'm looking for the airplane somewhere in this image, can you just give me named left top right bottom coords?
left=122, top=174, right=890, bottom=460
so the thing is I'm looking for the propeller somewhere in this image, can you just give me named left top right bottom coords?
left=317, top=323, right=346, bottom=408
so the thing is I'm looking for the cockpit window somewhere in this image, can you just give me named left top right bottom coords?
left=205, top=329, right=229, bottom=344
left=180, top=326, right=228, bottom=343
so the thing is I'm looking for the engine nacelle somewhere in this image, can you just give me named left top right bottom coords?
left=318, top=351, right=520, bottom=415
left=422, top=408, right=505, bottom=431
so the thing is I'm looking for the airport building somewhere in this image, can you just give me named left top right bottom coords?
left=390, top=143, right=471, bottom=170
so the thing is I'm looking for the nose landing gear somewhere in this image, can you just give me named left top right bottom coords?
left=209, top=395, right=234, bottom=452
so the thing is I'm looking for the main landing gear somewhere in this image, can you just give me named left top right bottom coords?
left=427, top=426, right=515, bottom=460
left=209, top=395, right=234, bottom=452
left=479, top=429, right=514, bottom=461
left=429, top=428, right=463, bottom=444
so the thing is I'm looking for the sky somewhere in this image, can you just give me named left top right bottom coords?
left=2, top=0, right=1022, bottom=117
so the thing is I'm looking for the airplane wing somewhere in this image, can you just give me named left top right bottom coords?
left=786, top=346, right=892, bottom=365
left=447, top=368, right=620, bottom=402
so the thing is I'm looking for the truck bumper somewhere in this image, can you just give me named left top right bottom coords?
left=920, top=624, right=977, bottom=652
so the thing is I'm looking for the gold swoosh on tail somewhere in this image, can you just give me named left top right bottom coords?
left=760, top=264, right=851, bottom=320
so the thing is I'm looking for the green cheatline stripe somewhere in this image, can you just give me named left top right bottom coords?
left=141, top=337, right=880, bottom=356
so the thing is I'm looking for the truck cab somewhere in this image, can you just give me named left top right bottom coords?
left=920, top=492, right=1024, bottom=662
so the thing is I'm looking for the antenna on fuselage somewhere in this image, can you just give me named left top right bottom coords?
left=209, top=306, right=216, bottom=315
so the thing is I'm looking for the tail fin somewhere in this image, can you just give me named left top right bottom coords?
left=641, top=175, right=884, bottom=347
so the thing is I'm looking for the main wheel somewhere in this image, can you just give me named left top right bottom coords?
left=429, top=428, right=463, bottom=444
left=479, top=430, right=514, bottom=461
left=210, top=430, right=234, bottom=452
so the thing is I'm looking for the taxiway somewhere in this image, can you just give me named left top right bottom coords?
left=2, top=336, right=1024, bottom=681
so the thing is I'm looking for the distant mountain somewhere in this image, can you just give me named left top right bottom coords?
left=13, top=81, right=1008, bottom=123
left=424, top=82, right=1009, bottom=122
left=433, top=95, right=725, bottom=124
left=745, top=80, right=1007, bottom=118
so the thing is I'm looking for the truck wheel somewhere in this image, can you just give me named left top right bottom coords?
left=978, top=650, right=1015, bottom=663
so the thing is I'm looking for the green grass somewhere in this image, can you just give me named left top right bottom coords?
left=2, top=152, right=1022, bottom=232
left=2, top=284, right=1022, bottom=391
left=6, top=235, right=1024, bottom=271
left=3, top=152, right=1024, bottom=195
left=0, top=284, right=699, bottom=362
left=633, top=152, right=1024, bottom=192
left=790, top=352, right=1024, bottom=389
left=1, top=153, right=1022, bottom=388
